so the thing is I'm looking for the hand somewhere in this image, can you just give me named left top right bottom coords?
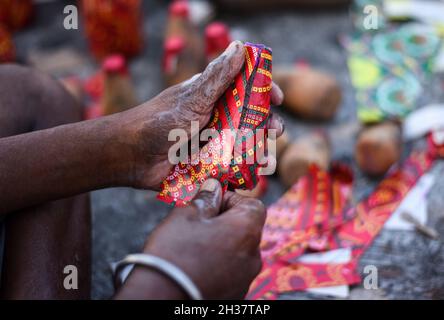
left=119, top=40, right=284, bottom=190
left=115, top=179, right=266, bottom=299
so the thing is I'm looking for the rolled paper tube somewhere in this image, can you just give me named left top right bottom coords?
left=0, top=24, right=15, bottom=63
left=205, top=22, right=231, bottom=62
left=164, top=0, right=205, bottom=86
left=165, top=0, right=190, bottom=41
left=278, top=131, right=330, bottom=188
left=163, top=36, right=186, bottom=75
left=355, top=121, right=403, bottom=177
left=81, top=0, right=143, bottom=60
left=169, top=0, right=190, bottom=18
left=163, top=36, right=202, bottom=86
left=101, top=54, right=138, bottom=115
left=158, top=43, right=273, bottom=206
left=273, top=66, right=341, bottom=120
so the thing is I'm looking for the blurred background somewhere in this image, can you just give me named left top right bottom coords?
left=1, top=0, right=444, bottom=299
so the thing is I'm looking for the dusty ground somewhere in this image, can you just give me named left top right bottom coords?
left=12, top=0, right=444, bottom=299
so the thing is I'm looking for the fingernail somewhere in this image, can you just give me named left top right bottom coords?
left=268, top=114, right=285, bottom=135
left=225, top=40, right=242, bottom=55
left=272, top=82, right=284, bottom=105
left=200, top=178, right=219, bottom=193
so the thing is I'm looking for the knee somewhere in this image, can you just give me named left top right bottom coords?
left=0, top=64, right=84, bottom=129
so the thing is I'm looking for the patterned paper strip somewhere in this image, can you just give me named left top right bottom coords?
left=158, top=43, right=272, bottom=206
left=260, top=164, right=354, bottom=261
left=248, top=146, right=439, bottom=299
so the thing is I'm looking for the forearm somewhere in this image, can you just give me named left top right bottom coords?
left=0, top=114, right=134, bottom=214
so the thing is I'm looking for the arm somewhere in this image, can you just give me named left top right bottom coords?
left=0, top=115, right=132, bottom=214
left=1, top=40, right=284, bottom=216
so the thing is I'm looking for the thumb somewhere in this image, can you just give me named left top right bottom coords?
left=192, top=179, right=223, bottom=219
left=192, top=40, right=245, bottom=108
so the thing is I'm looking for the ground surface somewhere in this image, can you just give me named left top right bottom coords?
left=13, top=0, right=444, bottom=299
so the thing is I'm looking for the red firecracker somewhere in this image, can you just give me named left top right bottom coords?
left=81, top=0, right=143, bottom=60
left=101, top=54, right=138, bottom=115
left=0, top=24, right=15, bottom=63
left=205, top=22, right=231, bottom=63
left=0, top=0, right=33, bottom=31
left=163, top=0, right=204, bottom=86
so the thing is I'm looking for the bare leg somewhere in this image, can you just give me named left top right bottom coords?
left=0, top=64, right=91, bottom=299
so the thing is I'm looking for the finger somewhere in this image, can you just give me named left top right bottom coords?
left=191, top=40, right=245, bottom=109
left=267, top=112, right=285, bottom=138
left=192, top=179, right=223, bottom=219
left=219, top=196, right=266, bottom=230
left=221, top=197, right=266, bottom=253
left=221, top=191, right=246, bottom=211
left=270, top=81, right=284, bottom=106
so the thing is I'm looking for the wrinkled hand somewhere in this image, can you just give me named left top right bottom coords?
left=116, top=178, right=266, bottom=299
left=120, top=40, right=284, bottom=190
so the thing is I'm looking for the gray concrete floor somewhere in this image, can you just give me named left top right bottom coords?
left=12, top=0, right=444, bottom=299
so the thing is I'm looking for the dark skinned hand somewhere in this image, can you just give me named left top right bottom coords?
left=115, top=178, right=266, bottom=300
left=121, top=40, right=284, bottom=190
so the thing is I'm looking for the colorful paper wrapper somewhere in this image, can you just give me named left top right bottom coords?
left=248, top=142, right=441, bottom=299
left=158, top=43, right=272, bottom=206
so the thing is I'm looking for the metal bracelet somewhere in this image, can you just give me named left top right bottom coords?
left=113, top=253, right=203, bottom=300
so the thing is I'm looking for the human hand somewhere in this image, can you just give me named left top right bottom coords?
left=115, top=179, right=266, bottom=299
left=118, top=40, right=284, bottom=190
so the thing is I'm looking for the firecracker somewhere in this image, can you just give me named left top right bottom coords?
left=101, top=54, right=138, bottom=115
left=163, top=0, right=204, bottom=86
left=205, top=22, right=231, bottom=63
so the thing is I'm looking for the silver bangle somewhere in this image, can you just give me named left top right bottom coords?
left=113, top=253, right=203, bottom=300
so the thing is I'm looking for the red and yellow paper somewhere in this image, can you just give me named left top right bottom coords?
left=158, top=43, right=272, bottom=206
left=248, top=146, right=438, bottom=299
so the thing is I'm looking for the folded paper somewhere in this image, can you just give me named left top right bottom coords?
left=248, top=144, right=440, bottom=299
left=158, top=43, right=272, bottom=206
